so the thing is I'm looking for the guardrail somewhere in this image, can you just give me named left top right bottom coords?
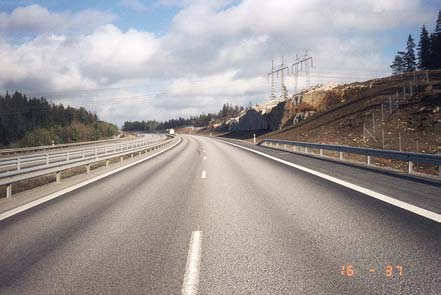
left=0, top=135, right=177, bottom=198
left=0, top=137, right=130, bottom=156
left=259, top=139, right=441, bottom=177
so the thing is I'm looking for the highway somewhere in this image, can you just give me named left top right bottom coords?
left=0, top=135, right=440, bottom=294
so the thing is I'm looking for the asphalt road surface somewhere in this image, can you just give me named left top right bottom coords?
left=0, top=135, right=440, bottom=294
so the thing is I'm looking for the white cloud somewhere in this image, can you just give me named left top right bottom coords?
left=0, top=5, right=116, bottom=36
left=0, top=1, right=434, bottom=125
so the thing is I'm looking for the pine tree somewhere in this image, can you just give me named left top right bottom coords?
left=418, top=25, right=431, bottom=70
left=404, top=34, right=416, bottom=72
left=390, top=51, right=406, bottom=74
left=430, top=10, right=441, bottom=69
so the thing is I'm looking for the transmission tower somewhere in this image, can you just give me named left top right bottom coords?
left=268, top=60, right=275, bottom=98
left=267, top=56, right=289, bottom=99
left=291, top=51, right=313, bottom=92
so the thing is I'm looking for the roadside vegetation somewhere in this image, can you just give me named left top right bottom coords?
left=0, top=91, right=118, bottom=147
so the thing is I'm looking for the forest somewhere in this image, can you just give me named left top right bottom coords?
left=0, top=91, right=118, bottom=147
left=391, top=10, right=441, bottom=73
left=123, top=103, right=244, bottom=132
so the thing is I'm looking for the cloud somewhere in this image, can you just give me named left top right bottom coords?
left=0, top=1, right=434, bottom=125
left=0, top=5, right=116, bottom=36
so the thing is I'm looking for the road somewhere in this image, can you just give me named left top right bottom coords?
left=0, top=135, right=440, bottom=294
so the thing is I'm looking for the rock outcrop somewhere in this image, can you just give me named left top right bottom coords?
left=208, top=82, right=368, bottom=132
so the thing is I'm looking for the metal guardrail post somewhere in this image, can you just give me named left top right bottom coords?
left=305, top=147, right=308, bottom=153
left=46, top=154, right=49, bottom=166
left=105, top=160, right=110, bottom=167
left=17, top=158, right=21, bottom=171
left=86, top=164, right=91, bottom=174
left=120, top=156, right=123, bottom=163
left=408, top=161, right=413, bottom=174
left=56, top=172, right=61, bottom=183
left=67, top=152, right=70, bottom=161
left=6, top=184, right=12, bottom=198
left=339, top=152, right=343, bottom=160
left=320, top=149, right=323, bottom=156
left=367, top=155, right=371, bottom=165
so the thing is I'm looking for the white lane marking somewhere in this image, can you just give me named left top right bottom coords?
left=201, top=170, right=207, bottom=179
left=203, top=156, right=207, bottom=161
left=216, top=139, right=441, bottom=223
left=0, top=137, right=182, bottom=222
left=181, top=231, right=203, bottom=295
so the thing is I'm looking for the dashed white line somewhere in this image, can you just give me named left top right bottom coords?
left=181, top=230, right=203, bottom=295
left=216, top=139, right=441, bottom=223
left=201, top=170, right=207, bottom=179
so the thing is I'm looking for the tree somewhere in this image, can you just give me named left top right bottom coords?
left=417, top=25, right=431, bottom=70
left=390, top=51, right=406, bottom=74
left=404, top=34, right=416, bottom=72
left=430, top=10, right=441, bottom=69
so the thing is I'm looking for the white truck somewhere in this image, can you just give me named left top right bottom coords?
left=169, top=128, right=175, bottom=135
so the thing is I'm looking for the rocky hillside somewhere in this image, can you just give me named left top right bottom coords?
left=208, top=81, right=371, bottom=133
left=204, top=70, right=441, bottom=155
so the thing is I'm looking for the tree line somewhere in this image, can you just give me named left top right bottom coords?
left=391, top=10, right=441, bottom=74
left=0, top=91, right=118, bottom=147
left=123, top=103, right=244, bottom=131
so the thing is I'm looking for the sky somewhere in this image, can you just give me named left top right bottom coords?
left=0, top=0, right=439, bottom=126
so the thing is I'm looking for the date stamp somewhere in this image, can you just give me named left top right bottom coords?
left=340, top=264, right=404, bottom=278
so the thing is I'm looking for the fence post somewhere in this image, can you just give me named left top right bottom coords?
left=389, top=97, right=392, bottom=113
left=399, top=132, right=402, bottom=151
left=363, top=123, right=366, bottom=140
left=105, top=159, right=110, bottom=167
left=382, top=127, right=385, bottom=149
left=381, top=103, right=384, bottom=122
left=86, top=164, right=91, bottom=174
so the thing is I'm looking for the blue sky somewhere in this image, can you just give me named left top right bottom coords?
left=0, top=0, right=439, bottom=125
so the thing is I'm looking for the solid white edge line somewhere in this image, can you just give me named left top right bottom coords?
left=215, top=139, right=441, bottom=223
left=0, top=136, right=182, bottom=222
left=181, top=230, right=203, bottom=295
